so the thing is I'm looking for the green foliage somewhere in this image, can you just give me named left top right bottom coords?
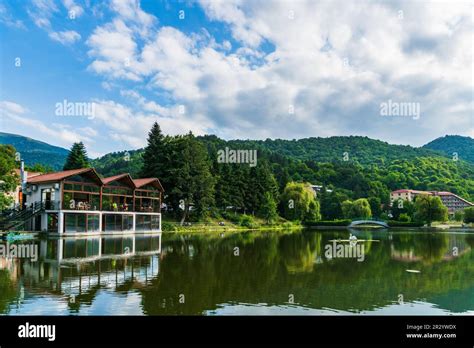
left=304, top=219, right=351, bottom=226
left=141, top=129, right=215, bottom=224
left=464, top=207, right=474, bottom=223
left=260, top=192, right=278, bottom=224
left=238, top=214, right=257, bottom=228
left=0, top=145, right=19, bottom=210
left=453, top=210, right=464, bottom=222
left=280, top=182, right=318, bottom=221
left=91, top=149, right=143, bottom=178
left=341, top=198, right=372, bottom=219
left=391, top=199, right=416, bottom=221
left=398, top=213, right=411, bottom=222
left=387, top=220, right=424, bottom=227
left=423, top=135, right=474, bottom=164
left=0, top=132, right=68, bottom=170
left=25, top=163, right=54, bottom=173
left=414, top=195, right=448, bottom=226
left=63, top=142, right=90, bottom=170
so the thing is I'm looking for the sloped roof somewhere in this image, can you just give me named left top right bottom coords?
left=102, top=173, right=135, bottom=187
left=27, top=168, right=103, bottom=184
left=133, top=178, right=164, bottom=191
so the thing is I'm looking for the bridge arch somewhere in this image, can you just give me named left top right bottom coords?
left=348, top=220, right=389, bottom=228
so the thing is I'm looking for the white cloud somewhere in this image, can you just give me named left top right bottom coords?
left=0, top=100, right=94, bottom=149
left=62, top=0, right=84, bottom=18
left=0, top=4, right=26, bottom=29
left=49, top=30, right=81, bottom=44
left=82, top=0, right=473, bottom=146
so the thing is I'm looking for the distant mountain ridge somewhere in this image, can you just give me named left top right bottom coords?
left=423, top=135, right=474, bottom=164
left=0, top=132, right=69, bottom=170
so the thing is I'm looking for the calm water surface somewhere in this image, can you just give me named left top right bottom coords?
left=1, top=229, right=473, bottom=315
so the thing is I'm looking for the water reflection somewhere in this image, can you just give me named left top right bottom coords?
left=0, top=230, right=473, bottom=315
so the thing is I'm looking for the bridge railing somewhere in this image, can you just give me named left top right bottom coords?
left=350, top=217, right=387, bottom=222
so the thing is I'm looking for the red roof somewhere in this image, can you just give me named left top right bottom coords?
left=27, top=168, right=102, bottom=184
left=102, top=173, right=134, bottom=186
left=391, top=189, right=430, bottom=194
left=133, top=178, right=164, bottom=191
left=26, top=168, right=164, bottom=192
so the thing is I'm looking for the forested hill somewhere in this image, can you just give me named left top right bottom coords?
left=423, top=135, right=474, bottom=164
left=90, top=134, right=474, bottom=203
left=198, top=135, right=446, bottom=165
left=0, top=132, right=68, bottom=170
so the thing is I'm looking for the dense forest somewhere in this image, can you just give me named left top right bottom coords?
left=91, top=132, right=474, bottom=208
left=423, top=135, right=474, bottom=164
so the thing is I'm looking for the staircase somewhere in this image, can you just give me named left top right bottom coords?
left=0, top=202, right=45, bottom=231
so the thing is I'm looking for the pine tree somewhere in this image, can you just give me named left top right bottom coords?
left=63, top=142, right=90, bottom=170
left=141, top=122, right=166, bottom=178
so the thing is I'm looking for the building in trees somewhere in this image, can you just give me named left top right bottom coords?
left=390, top=189, right=473, bottom=216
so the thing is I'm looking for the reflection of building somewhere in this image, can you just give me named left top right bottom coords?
left=390, top=189, right=473, bottom=215
left=6, top=167, right=164, bottom=235
left=0, top=235, right=162, bottom=306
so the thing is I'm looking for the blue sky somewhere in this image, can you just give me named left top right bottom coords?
left=1, top=0, right=472, bottom=158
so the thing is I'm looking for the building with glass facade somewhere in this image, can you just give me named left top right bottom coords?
left=21, top=168, right=163, bottom=235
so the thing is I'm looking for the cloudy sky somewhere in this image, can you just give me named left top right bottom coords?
left=0, top=0, right=472, bottom=157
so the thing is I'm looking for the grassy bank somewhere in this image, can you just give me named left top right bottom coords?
left=161, top=215, right=302, bottom=233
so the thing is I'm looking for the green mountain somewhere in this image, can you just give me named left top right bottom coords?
left=198, top=135, right=447, bottom=165
left=89, top=134, right=474, bottom=203
left=3, top=132, right=473, bottom=203
left=423, top=135, right=474, bottom=164
left=0, top=132, right=69, bottom=170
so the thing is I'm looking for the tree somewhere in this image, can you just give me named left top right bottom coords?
left=141, top=122, right=167, bottom=179
left=464, top=207, right=474, bottom=223
left=63, top=142, right=90, bottom=170
left=280, top=182, right=318, bottom=221
left=368, top=197, right=382, bottom=218
left=320, top=189, right=349, bottom=220
left=26, top=163, right=54, bottom=173
left=341, top=200, right=354, bottom=219
left=164, top=133, right=215, bottom=224
left=398, top=213, right=411, bottom=222
left=414, top=195, right=448, bottom=226
left=260, top=192, right=278, bottom=224
left=453, top=210, right=464, bottom=222
left=0, top=145, right=19, bottom=210
left=341, top=198, right=372, bottom=219
left=305, top=199, right=321, bottom=221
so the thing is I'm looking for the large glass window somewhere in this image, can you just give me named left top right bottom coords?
left=136, top=215, right=161, bottom=231
left=64, top=213, right=99, bottom=233
left=103, top=214, right=134, bottom=231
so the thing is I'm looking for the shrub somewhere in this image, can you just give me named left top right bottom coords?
left=398, top=213, right=411, bottom=222
left=239, top=214, right=257, bottom=228
left=387, top=220, right=424, bottom=227
left=304, top=219, right=351, bottom=226
left=161, top=221, right=177, bottom=232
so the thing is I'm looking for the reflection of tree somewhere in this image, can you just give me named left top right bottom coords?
left=392, top=233, right=449, bottom=264
left=279, top=232, right=321, bottom=273
left=414, top=234, right=449, bottom=263
left=1, top=231, right=473, bottom=315
left=0, top=270, right=18, bottom=314
left=466, top=235, right=474, bottom=249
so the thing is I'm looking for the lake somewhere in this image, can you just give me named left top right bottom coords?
left=1, top=229, right=473, bottom=315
